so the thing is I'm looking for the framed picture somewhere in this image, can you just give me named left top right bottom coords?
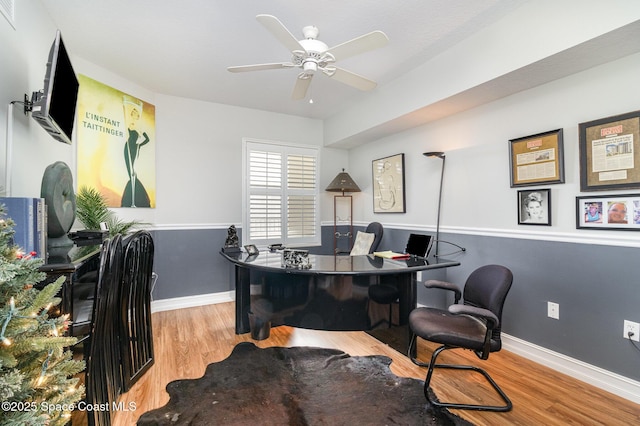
left=579, top=110, right=640, bottom=191
left=518, top=189, right=551, bottom=226
left=509, top=129, right=565, bottom=187
left=244, top=244, right=259, bottom=255
left=576, top=194, right=640, bottom=230
left=372, top=153, right=406, bottom=213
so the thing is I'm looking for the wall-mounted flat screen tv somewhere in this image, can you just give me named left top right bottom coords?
left=31, top=29, right=79, bottom=145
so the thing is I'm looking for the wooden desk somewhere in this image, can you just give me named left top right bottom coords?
left=221, top=251, right=460, bottom=353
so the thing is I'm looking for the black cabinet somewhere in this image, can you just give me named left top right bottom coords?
left=37, top=245, right=101, bottom=336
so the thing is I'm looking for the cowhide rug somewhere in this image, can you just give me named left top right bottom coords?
left=137, top=342, right=472, bottom=425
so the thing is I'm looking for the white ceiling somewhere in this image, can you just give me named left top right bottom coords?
left=39, top=0, right=527, bottom=120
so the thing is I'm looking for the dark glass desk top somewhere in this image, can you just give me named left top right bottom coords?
left=221, top=251, right=460, bottom=275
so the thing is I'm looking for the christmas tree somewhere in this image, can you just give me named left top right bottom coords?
left=0, top=207, right=85, bottom=425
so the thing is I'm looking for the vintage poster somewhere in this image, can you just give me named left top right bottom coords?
left=76, top=74, right=156, bottom=208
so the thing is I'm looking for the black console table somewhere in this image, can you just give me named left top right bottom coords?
left=221, top=251, right=460, bottom=354
left=37, top=244, right=101, bottom=336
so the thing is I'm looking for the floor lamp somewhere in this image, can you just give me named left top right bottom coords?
left=423, top=152, right=466, bottom=257
left=326, top=169, right=361, bottom=254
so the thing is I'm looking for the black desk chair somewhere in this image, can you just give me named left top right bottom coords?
left=408, top=264, right=513, bottom=412
left=365, top=221, right=383, bottom=253
left=368, top=231, right=431, bottom=328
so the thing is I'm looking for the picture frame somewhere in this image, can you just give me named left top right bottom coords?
left=244, top=244, right=259, bottom=256
left=372, top=153, right=406, bottom=213
left=518, top=189, right=551, bottom=226
left=509, top=129, right=565, bottom=187
left=576, top=194, right=640, bottom=230
left=579, top=110, right=640, bottom=191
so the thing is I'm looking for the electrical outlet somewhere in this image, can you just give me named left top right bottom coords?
left=547, top=302, right=559, bottom=319
left=623, top=320, right=640, bottom=342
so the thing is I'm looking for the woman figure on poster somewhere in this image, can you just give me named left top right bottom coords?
left=584, top=202, right=602, bottom=223
left=121, top=96, right=151, bottom=208
left=522, top=192, right=546, bottom=223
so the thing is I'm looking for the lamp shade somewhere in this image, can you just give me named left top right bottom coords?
left=325, top=169, right=361, bottom=193
left=423, top=151, right=445, bottom=159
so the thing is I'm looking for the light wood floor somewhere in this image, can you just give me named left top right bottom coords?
left=104, top=302, right=639, bottom=425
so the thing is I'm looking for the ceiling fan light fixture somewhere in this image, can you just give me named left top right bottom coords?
left=303, top=61, right=317, bottom=73
left=229, top=15, right=388, bottom=101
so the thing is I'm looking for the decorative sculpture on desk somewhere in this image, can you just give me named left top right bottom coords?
left=223, top=225, right=241, bottom=254
left=41, top=161, right=76, bottom=248
left=282, top=249, right=311, bottom=269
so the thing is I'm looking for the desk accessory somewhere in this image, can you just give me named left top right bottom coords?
left=373, top=250, right=410, bottom=260
left=223, top=224, right=241, bottom=254
left=282, top=248, right=311, bottom=269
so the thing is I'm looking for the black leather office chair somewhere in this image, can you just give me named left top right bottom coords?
left=408, top=264, right=513, bottom=412
left=368, top=230, right=435, bottom=328
left=355, top=222, right=395, bottom=327
left=364, top=221, right=383, bottom=253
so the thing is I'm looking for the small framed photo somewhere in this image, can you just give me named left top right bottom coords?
left=576, top=194, right=640, bottom=230
left=509, top=129, right=565, bottom=187
left=372, top=153, right=406, bottom=213
left=579, top=110, right=640, bottom=191
left=244, top=244, right=259, bottom=256
left=518, top=189, right=551, bottom=226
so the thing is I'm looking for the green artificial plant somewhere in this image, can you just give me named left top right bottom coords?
left=75, top=186, right=146, bottom=236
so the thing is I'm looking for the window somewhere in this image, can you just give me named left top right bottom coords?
left=243, top=139, right=320, bottom=247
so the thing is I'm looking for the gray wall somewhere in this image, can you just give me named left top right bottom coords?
left=151, top=224, right=638, bottom=381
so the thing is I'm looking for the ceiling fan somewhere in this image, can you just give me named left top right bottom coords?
left=227, top=14, right=389, bottom=100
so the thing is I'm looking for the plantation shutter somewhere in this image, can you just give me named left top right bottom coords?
left=244, top=140, right=320, bottom=247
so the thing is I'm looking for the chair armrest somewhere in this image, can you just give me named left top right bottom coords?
left=423, top=279, right=462, bottom=303
left=449, top=304, right=499, bottom=329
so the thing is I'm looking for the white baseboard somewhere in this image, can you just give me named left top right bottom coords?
left=150, top=291, right=234, bottom=313
left=502, top=333, right=640, bottom=404
left=151, top=293, right=640, bottom=404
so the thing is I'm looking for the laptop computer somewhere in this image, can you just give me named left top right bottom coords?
left=404, top=233, right=434, bottom=258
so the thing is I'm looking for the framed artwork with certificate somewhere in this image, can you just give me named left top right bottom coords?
left=579, top=110, right=640, bottom=191
left=509, top=129, right=564, bottom=187
left=576, top=194, right=640, bottom=231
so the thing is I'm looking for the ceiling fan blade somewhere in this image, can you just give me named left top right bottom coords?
left=328, top=67, right=377, bottom=91
left=292, top=75, right=313, bottom=100
left=256, top=14, right=305, bottom=53
left=227, top=63, right=294, bottom=73
left=326, top=31, right=389, bottom=61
